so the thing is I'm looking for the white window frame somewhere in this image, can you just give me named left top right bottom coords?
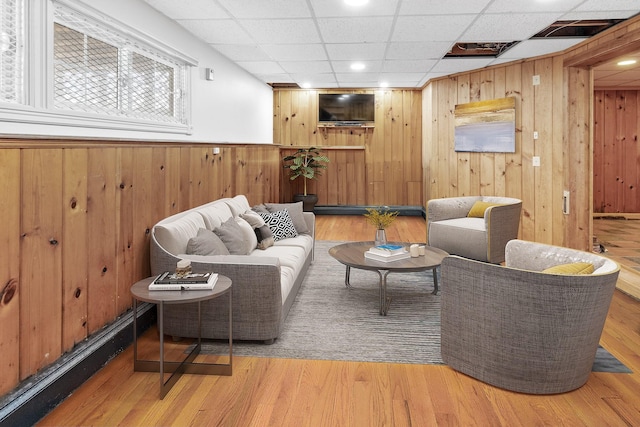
left=0, top=0, right=197, bottom=135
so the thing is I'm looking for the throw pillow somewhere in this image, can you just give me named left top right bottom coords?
left=255, top=225, right=275, bottom=249
left=467, top=201, right=503, bottom=218
left=186, top=228, right=230, bottom=256
left=252, top=204, right=269, bottom=213
left=265, top=202, right=309, bottom=234
left=236, top=217, right=258, bottom=253
left=240, top=210, right=266, bottom=228
left=542, top=262, right=594, bottom=275
left=213, top=217, right=252, bottom=255
left=258, top=209, right=298, bottom=241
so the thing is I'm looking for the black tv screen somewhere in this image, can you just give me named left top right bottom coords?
left=318, top=94, right=375, bottom=123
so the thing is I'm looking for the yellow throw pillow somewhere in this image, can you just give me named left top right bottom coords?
left=542, top=262, right=594, bottom=275
left=467, top=201, right=502, bottom=218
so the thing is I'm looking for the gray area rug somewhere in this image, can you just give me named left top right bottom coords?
left=200, top=240, right=631, bottom=372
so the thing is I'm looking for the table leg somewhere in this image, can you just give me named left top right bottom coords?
left=376, top=270, right=392, bottom=316
left=344, top=265, right=352, bottom=288
left=432, top=267, right=439, bottom=295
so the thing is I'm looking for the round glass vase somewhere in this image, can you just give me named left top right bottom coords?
left=374, top=229, right=387, bottom=246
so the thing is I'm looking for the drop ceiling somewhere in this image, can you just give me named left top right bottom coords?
left=143, top=0, right=640, bottom=89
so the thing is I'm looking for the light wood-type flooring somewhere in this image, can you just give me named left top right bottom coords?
left=38, top=215, right=640, bottom=426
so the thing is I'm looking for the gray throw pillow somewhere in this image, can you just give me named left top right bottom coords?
left=255, top=225, right=275, bottom=249
left=213, top=217, right=251, bottom=255
left=186, top=228, right=230, bottom=256
left=264, top=202, right=309, bottom=234
left=252, top=204, right=269, bottom=213
left=240, top=210, right=266, bottom=228
left=258, top=209, right=298, bottom=241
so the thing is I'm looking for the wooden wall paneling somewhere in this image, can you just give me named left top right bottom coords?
left=434, top=80, right=451, bottom=198
left=593, top=91, right=606, bottom=212
left=353, top=149, right=367, bottom=205
left=520, top=61, right=536, bottom=241
left=504, top=64, right=523, bottom=208
left=115, top=147, right=134, bottom=315
left=455, top=76, right=472, bottom=197
left=551, top=56, right=567, bottom=246
left=189, top=147, right=210, bottom=207
left=178, top=146, right=192, bottom=212
left=86, top=148, right=118, bottom=333
left=602, top=91, right=618, bottom=212
left=492, top=67, right=508, bottom=197
left=422, top=84, right=433, bottom=208
left=0, top=149, right=20, bottom=395
left=534, top=57, right=554, bottom=244
left=622, top=91, right=638, bottom=211
left=390, top=90, right=405, bottom=204
left=62, top=148, right=89, bottom=351
left=479, top=69, right=497, bottom=197
left=613, top=93, right=626, bottom=212
left=565, top=67, right=592, bottom=251
left=278, top=91, right=293, bottom=146
left=132, top=147, right=155, bottom=287
left=467, top=72, right=482, bottom=195
left=164, top=147, right=182, bottom=216
left=20, top=149, right=63, bottom=378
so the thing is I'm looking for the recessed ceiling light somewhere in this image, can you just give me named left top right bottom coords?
left=350, top=62, right=366, bottom=71
left=379, top=82, right=389, bottom=88
left=344, top=0, right=369, bottom=6
left=617, top=59, right=637, bottom=66
left=301, top=82, right=311, bottom=88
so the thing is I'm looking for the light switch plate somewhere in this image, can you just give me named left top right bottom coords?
left=533, top=75, right=540, bottom=85
left=532, top=156, right=540, bottom=167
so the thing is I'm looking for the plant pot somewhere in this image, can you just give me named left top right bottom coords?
left=293, top=194, right=318, bottom=212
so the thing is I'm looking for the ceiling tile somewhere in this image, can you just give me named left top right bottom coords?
left=236, top=61, right=286, bottom=74
left=382, top=60, right=437, bottom=73
left=212, top=44, right=273, bottom=62
left=261, top=44, right=327, bottom=61
left=178, top=19, right=253, bottom=44
left=574, top=0, right=640, bottom=12
left=317, top=17, right=394, bottom=43
left=392, top=15, right=474, bottom=42
left=460, top=13, right=563, bottom=41
left=486, top=0, right=583, bottom=13
left=385, top=41, right=454, bottom=60
left=430, top=57, right=494, bottom=73
left=332, top=60, right=383, bottom=73
left=310, top=0, right=399, bottom=17
left=241, top=19, right=321, bottom=44
left=498, top=38, right=588, bottom=59
left=145, top=0, right=229, bottom=19
left=399, top=0, right=492, bottom=15
left=561, top=10, right=640, bottom=20
left=279, top=61, right=334, bottom=74
left=325, top=43, right=386, bottom=60
left=217, top=0, right=312, bottom=19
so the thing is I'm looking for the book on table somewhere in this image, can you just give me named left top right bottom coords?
left=149, top=271, right=218, bottom=291
left=368, top=244, right=407, bottom=257
left=364, top=249, right=411, bottom=262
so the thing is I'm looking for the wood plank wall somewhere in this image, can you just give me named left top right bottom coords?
left=0, top=141, right=280, bottom=395
left=274, top=89, right=423, bottom=207
left=594, top=90, right=640, bottom=213
left=423, top=56, right=567, bottom=247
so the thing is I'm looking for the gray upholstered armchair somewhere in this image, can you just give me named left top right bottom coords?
left=440, top=239, right=620, bottom=394
left=427, top=196, right=522, bottom=264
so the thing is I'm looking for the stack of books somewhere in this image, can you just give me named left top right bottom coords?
left=364, top=244, right=410, bottom=262
left=149, top=271, right=218, bottom=291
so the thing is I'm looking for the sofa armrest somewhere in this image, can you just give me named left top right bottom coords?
left=427, top=196, right=480, bottom=223
left=485, top=202, right=522, bottom=263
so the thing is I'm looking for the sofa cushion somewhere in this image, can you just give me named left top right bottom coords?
left=186, top=228, right=230, bottom=256
left=542, top=262, right=594, bottom=275
left=225, top=195, right=252, bottom=217
left=154, top=211, right=207, bottom=255
left=264, top=202, right=309, bottom=234
left=259, top=209, right=298, bottom=241
left=214, top=217, right=253, bottom=255
left=198, top=202, right=233, bottom=230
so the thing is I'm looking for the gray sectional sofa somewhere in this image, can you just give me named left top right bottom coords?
left=150, top=195, right=314, bottom=344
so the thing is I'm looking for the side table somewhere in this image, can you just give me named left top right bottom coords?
left=130, top=275, right=232, bottom=399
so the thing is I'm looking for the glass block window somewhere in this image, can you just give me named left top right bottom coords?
left=53, top=2, right=188, bottom=125
left=0, top=0, right=24, bottom=104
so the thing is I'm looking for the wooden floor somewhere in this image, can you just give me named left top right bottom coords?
left=38, top=216, right=640, bottom=426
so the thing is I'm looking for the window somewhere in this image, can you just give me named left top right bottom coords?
left=53, top=2, right=189, bottom=126
left=0, top=0, right=24, bottom=105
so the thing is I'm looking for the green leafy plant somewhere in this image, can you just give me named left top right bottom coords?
left=364, top=206, right=399, bottom=230
left=283, top=147, right=330, bottom=196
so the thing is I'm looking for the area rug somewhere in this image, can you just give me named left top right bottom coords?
left=200, top=240, right=631, bottom=372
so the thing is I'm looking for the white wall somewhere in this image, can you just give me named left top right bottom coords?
left=1, top=0, right=273, bottom=144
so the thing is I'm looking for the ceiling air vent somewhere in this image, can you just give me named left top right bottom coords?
left=269, top=82, right=300, bottom=88
left=532, top=19, right=624, bottom=38
left=445, top=42, right=518, bottom=58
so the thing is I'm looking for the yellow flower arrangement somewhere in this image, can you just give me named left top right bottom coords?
left=364, top=206, right=399, bottom=230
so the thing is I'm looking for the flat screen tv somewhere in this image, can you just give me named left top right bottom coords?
left=318, top=94, right=375, bottom=123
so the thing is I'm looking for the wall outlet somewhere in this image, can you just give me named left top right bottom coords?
left=212, top=147, right=220, bottom=154
left=532, top=75, right=540, bottom=85
left=533, top=131, right=539, bottom=140
left=532, top=156, right=540, bottom=167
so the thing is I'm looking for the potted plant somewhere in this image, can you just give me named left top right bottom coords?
left=364, top=206, right=399, bottom=245
left=283, top=147, right=330, bottom=211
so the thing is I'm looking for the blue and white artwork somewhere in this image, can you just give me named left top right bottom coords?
left=454, top=120, right=515, bottom=153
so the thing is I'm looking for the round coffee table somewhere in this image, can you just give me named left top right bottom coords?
left=329, top=241, right=448, bottom=315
